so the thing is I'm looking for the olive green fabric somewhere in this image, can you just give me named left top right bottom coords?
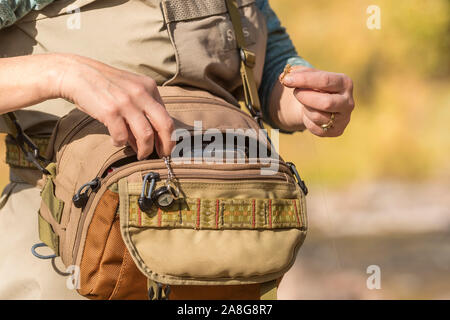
left=129, top=196, right=305, bottom=230
left=38, top=162, right=63, bottom=254
left=37, top=213, right=59, bottom=254
left=225, top=0, right=261, bottom=114
left=5, top=134, right=50, bottom=169
left=0, top=113, right=18, bottom=136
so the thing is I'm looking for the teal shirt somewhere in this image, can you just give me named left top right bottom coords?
left=256, top=0, right=312, bottom=129
left=0, top=0, right=312, bottom=130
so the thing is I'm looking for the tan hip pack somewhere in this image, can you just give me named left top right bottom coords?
left=34, top=86, right=308, bottom=300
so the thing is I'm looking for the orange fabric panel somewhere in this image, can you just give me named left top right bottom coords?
left=78, top=189, right=281, bottom=300
left=78, top=190, right=147, bottom=300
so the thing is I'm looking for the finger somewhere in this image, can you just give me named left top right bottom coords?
left=143, top=101, right=175, bottom=157
left=293, top=88, right=350, bottom=113
left=283, top=70, right=346, bottom=93
left=106, top=116, right=129, bottom=147
left=303, top=113, right=334, bottom=137
left=303, top=111, right=348, bottom=138
left=302, top=106, right=336, bottom=127
left=125, top=111, right=155, bottom=160
left=125, top=124, right=138, bottom=154
left=279, top=65, right=313, bottom=83
left=124, top=82, right=175, bottom=157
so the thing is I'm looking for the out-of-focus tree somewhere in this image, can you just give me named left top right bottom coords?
left=272, top=0, right=450, bottom=186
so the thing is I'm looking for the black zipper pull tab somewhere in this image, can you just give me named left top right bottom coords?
left=138, top=172, right=160, bottom=212
left=286, top=162, right=308, bottom=196
left=73, top=178, right=101, bottom=208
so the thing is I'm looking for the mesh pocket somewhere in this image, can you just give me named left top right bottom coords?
left=78, top=190, right=147, bottom=300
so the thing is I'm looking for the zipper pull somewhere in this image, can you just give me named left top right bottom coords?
left=73, top=178, right=101, bottom=208
left=286, top=162, right=308, bottom=196
left=138, top=172, right=160, bottom=212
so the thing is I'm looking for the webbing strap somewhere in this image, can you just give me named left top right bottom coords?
left=128, top=196, right=306, bottom=230
left=225, top=0, right=262, bottom=124
left=260, top=280, right=278, bottom=300
left=5, top=135, right=50, bottom=169
left=162, top=0, right=255, bottom=23
left=1, top=112, right=19, bottom=136
left=1, top=112, right=50, bottom=174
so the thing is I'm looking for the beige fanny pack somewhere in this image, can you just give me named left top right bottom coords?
left=32, top=85, right=308, bottom=300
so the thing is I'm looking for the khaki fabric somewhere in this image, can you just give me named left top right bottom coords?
left=0, top=183, right=86, bottom=299
left=0, top=0, right=267, bottom=136
left=1, top=0, right=274, bottom=298
left=48, top=86, right=272, bottom=267
left=162, top=0, right=267, bottom=105
left=36, top=86, right=307, bottom=291
left=0, top=0, right=175, bottom=135
left=17, top=86, right=308, bottom=298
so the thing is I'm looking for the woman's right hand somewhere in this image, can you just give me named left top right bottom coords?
left=51, top=54, right=175, bottom=160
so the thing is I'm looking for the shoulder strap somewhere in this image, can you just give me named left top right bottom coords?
left=225, top=0, right=263, bottom=128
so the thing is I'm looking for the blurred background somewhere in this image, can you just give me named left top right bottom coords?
left=272, top=0, right=450, bottom=299
left=1, top=0, right=449, bottom=299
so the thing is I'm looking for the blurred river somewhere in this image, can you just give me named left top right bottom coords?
left=279, top=179, right=450, bottom=299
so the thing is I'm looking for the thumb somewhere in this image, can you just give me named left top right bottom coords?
left=279, top=65, right=315, bottom=86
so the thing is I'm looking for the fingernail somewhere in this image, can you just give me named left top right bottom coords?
left=283, top=75, right=293, bottom=85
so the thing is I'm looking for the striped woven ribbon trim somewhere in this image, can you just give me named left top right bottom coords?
left=128, top=196, right=306, bottom=230
left=4, top=135, right=50, bottom=169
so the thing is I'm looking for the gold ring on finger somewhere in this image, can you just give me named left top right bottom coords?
left=321, top=113, right=335, bottom=133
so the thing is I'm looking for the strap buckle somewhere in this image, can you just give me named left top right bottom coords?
left=239, top=48, right=256, bottom=68
left=148, top=281, right=171, bottom=300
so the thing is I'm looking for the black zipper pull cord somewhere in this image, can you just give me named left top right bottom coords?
left=138, top=172, right=160, bottom=212
left=72, top=178, right=101, bottom=208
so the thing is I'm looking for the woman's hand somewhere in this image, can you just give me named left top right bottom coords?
left=55, top=54, right=175, bottom=159
left=0, top=53, right=175, bottom=160
left=270, top=66, right=355, bottom=137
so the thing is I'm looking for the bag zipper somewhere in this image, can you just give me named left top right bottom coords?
left=56, top=95, right=254, bottom=169
left=71, top=160, right=294, bottom=264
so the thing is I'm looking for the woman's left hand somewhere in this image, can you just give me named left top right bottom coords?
left=276, top=66, right=355, bottom=137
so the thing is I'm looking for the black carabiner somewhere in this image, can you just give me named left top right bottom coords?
left=286, top=162, right=308, bottom=196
